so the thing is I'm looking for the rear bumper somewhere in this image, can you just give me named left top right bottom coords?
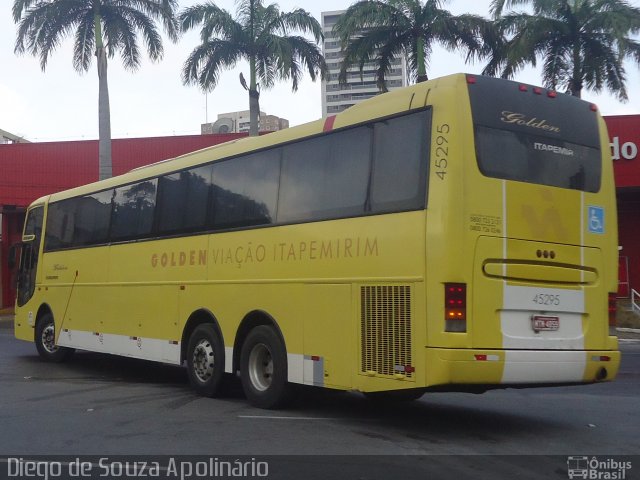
left=425, top=348, right=620, bottom=387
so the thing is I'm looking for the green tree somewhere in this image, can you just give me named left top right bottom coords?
left=485, top=0, right=640, bottom=100
left=180, top=0, right=326, bottom=137
left=13, top=0, right=179, bottom=180
left=333, top=0, right=491, bottom=90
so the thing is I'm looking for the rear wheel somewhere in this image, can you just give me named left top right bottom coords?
left=240, top=325, right=292, bottom=409
left=34, top=313, right=74, bottom=362
left=187, top=324, right=225, bottom=397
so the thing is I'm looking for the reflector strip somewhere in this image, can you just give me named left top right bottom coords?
left=591, top=356, right=611, bottom=362
left=474, top=354, right=499, bottom=362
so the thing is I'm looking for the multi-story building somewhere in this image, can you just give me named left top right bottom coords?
left=201, top=111, right=289, bottom=135
left=321, top=10, right=408, bottom=117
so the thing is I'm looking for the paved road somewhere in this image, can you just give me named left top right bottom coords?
left=0, top=319, right=638, bottom=479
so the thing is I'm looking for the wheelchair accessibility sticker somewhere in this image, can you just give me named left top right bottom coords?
left=588, top=206, right=605, bottom=234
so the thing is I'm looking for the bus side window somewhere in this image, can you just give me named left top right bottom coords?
left=278, top=126, right=370, bottom=223
left=157, top=165, right=213, bottom=234
left=370, top=110, right=431, bottom=213
left=210, top=150, right=280, bottom=230
left=110, top=180, right=158, bottom=241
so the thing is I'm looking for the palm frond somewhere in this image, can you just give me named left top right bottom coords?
left=72, top=10, right=95, bottom=72
left=121, top=0, right=179, bottom=42
left=14, top=0, right=86, bottom=70
left=182, top=39, right=242, bottom=91
left=277, top=9, right=324, bottom=43
left=105, top=4, right=165, bottom=66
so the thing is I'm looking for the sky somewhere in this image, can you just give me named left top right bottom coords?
left=1, top=0, right=640, bottom=143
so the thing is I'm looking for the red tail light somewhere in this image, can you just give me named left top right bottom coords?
left=533, top=87, right=543, bottom=95
left=608, top=293, right=617, bottom=336
left=445, top=283, right=467, bottom=332
left=466, top=75, right=477, bottom=84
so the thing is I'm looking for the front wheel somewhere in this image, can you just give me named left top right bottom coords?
left=34, top=313, right=74, bottom=362
left=240, top=325, right=292, bottom=409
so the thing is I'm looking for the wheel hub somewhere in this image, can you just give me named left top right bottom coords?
left=192, top=339, right=215, bottom=383
left=41, top=324, right=58, bottom=354
left=248, top=343, right=273, bottom=392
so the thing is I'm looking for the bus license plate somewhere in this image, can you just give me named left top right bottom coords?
left=531, top=315, right=560, bottom=332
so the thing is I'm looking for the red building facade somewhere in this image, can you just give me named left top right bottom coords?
left=608, top=115, right=640, bottom=298
left=1, top=118, right=640, bottom=309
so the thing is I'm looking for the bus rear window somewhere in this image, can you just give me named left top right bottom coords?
left=468, top=75, right=602, bottom=193
left=475, top=126, right=601, bottom=192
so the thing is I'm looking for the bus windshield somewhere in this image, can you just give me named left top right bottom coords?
left=468, top=76, right=602, bottom=193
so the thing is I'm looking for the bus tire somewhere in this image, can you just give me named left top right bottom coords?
left=34, top=313, right=74, bottom=362
left=187, top=324, right=225, bottom=397
left=240, top=325, right=292, bottom=409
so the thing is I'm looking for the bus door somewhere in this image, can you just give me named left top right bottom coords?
left=16, top=206, right=44, bottom=308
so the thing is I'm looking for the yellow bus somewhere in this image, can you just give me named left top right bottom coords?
left=13, top=73, right=620, bottom=408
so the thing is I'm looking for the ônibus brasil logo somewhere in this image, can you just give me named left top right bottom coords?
left=567, top=456, right=632, bottom=479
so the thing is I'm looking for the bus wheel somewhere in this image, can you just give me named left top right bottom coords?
left=34, top=313, right=74, bottom=362
left=187, top=324, right=225, bottom=397
left=240, top=326, right=292, bottom=409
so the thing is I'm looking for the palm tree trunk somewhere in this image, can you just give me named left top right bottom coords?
left=249, top=56, right=260, bottom=137
left=570, top=42, right=583, bottom=98
left=248, top=0, right=259, bottom=137
left=95, top=13, right=112, bottom=180
left=416, top=36, right=428, bottom=83
left=249, top=90, right=260, bottom=137
left=249, top=57, right=260, bottom=137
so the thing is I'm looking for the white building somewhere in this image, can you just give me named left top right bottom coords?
left=0, top=128, right=29, bottom=144
left=321, top=10, right=408, bottom=117
left=201, top=111, right=289, bottom=135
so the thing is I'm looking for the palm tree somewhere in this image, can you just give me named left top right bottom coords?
left=180, top=0, right=326, bottom=137
left=13, top=0, right=179, bottom=180
left=332, top=0, right=492, bottom=90
left=485, top=0, right=640, bottom=100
